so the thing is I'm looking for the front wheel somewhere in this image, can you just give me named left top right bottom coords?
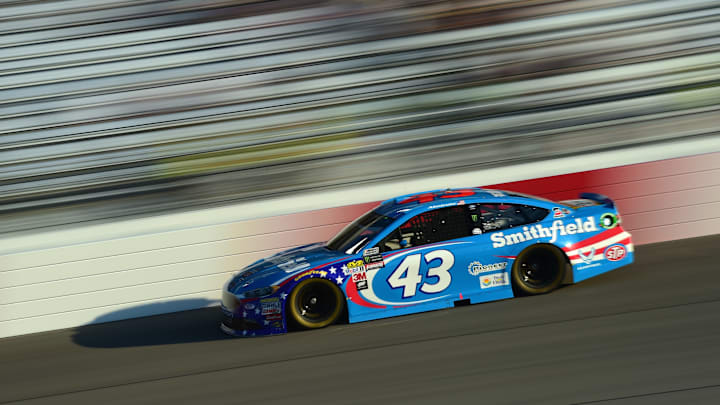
left=287, top=278, right=345, bottom=329
left=511, top=245, right=566, bottom=295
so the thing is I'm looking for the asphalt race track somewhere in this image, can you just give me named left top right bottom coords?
left=2, top=235, right=719, bottom=404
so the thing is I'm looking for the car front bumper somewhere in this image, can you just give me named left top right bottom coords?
left=219, top=291, right=288, bottom=337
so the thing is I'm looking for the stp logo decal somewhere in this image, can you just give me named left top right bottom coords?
left=604, top=244, right=627, bottom=261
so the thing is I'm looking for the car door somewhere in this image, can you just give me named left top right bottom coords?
left=347, top=205, right=488, bottom=321
left=463, top=202, right=551, bottom=294
left=459, top=202, right=517, bottom=296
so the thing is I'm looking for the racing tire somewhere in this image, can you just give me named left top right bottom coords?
left=511, top=244, right=566, bottom=295
left=287, top=278, right=345, bottom=329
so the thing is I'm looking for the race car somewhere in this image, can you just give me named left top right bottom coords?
left=220, top=188, right=633, bottom=336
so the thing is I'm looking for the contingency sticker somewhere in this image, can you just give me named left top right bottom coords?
left=480, top=273, right=509, bottom=289
left=343, top=260, right=369, bottom=290
left=260, top=297, right=282, bottom=320
left=363, top=247, right=385, bottom=270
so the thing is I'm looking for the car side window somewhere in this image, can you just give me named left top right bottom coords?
left=379, top=206, right=472, bottom=252
left=469, top=203, right=548, bottom=232
left=518, top=204, right=550, bottom=223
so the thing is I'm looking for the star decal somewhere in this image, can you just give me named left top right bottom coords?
left=255, top=308, right=260, bottom=315
left=329, top=266, right=337, bottom=274
left=263, top=320, right=270, bottom=326
left=335, top=275, right=344, bottom=285
left=242, top=330, right=247, bottom=336
left=242, top=311, right=247, bottom=317
left=280, top=292, right=288, bottom=300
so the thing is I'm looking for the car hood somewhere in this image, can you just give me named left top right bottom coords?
left=226, top=242, right=346, bottom=294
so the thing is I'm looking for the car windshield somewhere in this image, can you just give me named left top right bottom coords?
left=326, top=210, right=396, bottom=254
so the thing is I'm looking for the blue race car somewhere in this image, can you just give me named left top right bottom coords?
left=220, top=188, right=633, bottom=336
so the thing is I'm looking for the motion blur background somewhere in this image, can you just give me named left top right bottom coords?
left=2, top=0, right=718, bottom=233
left=1, top=0, right=719, bottom=338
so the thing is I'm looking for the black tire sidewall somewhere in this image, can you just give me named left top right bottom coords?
left=511, top=244, right=566, bottom=295
left=287, top=278, right=345, bottom=329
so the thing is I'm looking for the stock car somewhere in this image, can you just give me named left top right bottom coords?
left=220, top=188, right=633, bottom=336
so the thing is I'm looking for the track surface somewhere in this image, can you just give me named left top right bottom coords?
left=2, top=235, right=719, bottom=404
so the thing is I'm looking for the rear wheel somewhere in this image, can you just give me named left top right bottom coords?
left=288, top=278, right=344, bottom=329
left=512, top=245, right=566, bottom=295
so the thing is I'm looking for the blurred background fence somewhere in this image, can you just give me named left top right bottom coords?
left=2, top=0, right=719, bottom=233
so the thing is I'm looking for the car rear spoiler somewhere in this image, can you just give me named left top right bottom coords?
left=579, top=192, right=615, bottom=208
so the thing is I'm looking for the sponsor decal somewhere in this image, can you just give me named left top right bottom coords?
left=235, top=267, right=262, bottom=282
left=260, top=297, right=281, bottom=316
left=467, top=261, right=507, bottom=276
left=362, top=248, right=385, bottom=270
left=363, top=247, right=379, bottom=256
left=351, top=268, right=369, bottom=290
left=343, top=260, right=366, bottom=275
left=600, top=213, right=619, bottom=229
left=552, top=207, right=571, bottom=218
left=294, top=269, right=328, bottom=281
left=483, top=221, right=504, bottom=231
left=348, top=260, right=366, bottom=271
left=604, top=244, right=627, bottom=261
left=365, top=261, right=384, bottom=270
left=344, top=258, right=370, bottom=289
left=428, top=202, right=458, bottom=210
left=480, top=273, right=509, bottom=289
left=273, top=256, right=311, bottom=273
left=577, top=247, right=596, bottom=264
left=491, top=217, right=598, bottom=248
left=577, top=263, right=601, bottom=270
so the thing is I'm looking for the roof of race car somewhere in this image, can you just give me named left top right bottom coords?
left=376, top=187, right=550, bottom=217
